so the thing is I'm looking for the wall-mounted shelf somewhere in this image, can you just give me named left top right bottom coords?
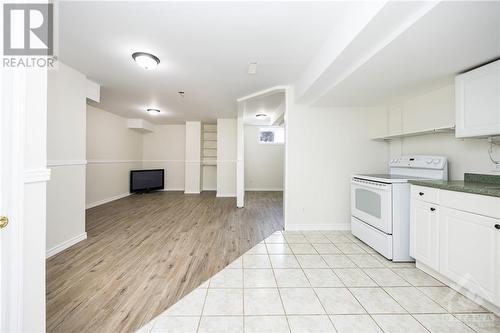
left=372, top=125, right=455, bottom=142
left=201, top=123, right=217, bottom=167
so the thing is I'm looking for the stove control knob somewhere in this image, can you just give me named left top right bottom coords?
left=426, top=159, right=432, bottom=164
left=433, top=159, right=440, bottom=164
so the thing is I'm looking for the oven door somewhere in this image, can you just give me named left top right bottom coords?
left=351, top=178, right=392, bottom=234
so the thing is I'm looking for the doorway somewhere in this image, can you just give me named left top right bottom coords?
left=236, top=87, right=287, bottom=228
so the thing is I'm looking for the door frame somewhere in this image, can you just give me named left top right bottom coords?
left=235, top=86, right=289, bottom=227
left=1, top=66, right=49, bottom=332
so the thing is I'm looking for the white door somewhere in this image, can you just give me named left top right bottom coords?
left=410, top=199, right=439, bottom=270
left=0, top=70, right=25, bottom=332
left=439, top=207, right=498, bottom=303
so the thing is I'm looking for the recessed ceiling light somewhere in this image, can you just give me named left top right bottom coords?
left=132, top=52, right=160, bottom=70
left=248, top=62, right=258, bottom=75
left=256, top=113, right=267, bottom=119
left=147, top=108, right=161, bottom=114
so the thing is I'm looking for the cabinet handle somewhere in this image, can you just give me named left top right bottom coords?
left=495, top=224, right=500, bottom=230
left=419, top=192, right=424, bottom=196
left=430, top=207, right=436, bottom=212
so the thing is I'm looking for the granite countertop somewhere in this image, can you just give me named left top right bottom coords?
left=409, top=173, right=500, bottom=198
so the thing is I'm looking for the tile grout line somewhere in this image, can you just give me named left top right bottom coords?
left=266, top=233, right=292, bottom=333
left=289, top=231, right=339, bottom=332
left=195, top=281, right=211, bottom=333
left=242, top=260, right=245, bottom=333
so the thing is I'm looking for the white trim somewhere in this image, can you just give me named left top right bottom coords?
left=184, top=191, right=201, bottom=194
left=24, top=168, right=51, bottom=184
left=160, top=188, right=185, bottom=192
left=47, top=160, right=87, bottom=167
left=245, top=188, right=283, bottom=192
left=46, top=232, right=87, bottom=258
left=216, top=193, right=236, bottom=198
left=86, top=160, right=142, bottom=164
left=237, top=85, right=288, bottom=102
left=285, top=223, right=351, bottom=231
left=86, top=192, right=130, bottom=209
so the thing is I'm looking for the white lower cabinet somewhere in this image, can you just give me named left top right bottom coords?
left=439, top=207, right=498, bottom=303
left=410, top=200, right=439, bottom=271
left=410, top=186, right=500, bottom=310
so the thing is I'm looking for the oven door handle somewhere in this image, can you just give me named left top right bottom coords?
left=351, top=178, right=392, bottom=191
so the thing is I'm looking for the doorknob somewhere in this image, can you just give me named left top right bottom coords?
left=0, top=216, right=9, bottom=229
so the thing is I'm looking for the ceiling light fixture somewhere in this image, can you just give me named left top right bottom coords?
left=256, top=113, right=267, bottom=119
left=147, top=108, right=161, bottom=114
left=132, top=52, right=160, bottom=70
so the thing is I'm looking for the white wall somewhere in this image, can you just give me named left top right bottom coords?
left=47, top=62, right=87, bottom=256
left=143, top=124, right=186, bottom=190
left=388, top=84, right=499, bottom=180
left=217, top=119, right=237, bottom=197
left=86, top=105, right=143, bottom=207
left=202, top=166, right=217, bottom=191
left=244, top=125, right=284, bottom=191
left=285, top=101, right=388, bottom=230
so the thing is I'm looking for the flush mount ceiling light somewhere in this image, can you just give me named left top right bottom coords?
left=132, top=52, right=160, bottom=70
left=147, top=108, right=161, bottom=114
left=248, top=62, right=258, bottom=75
left=255, top=113, right=267, bottom=119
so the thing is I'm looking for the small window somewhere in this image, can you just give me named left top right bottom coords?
left=259, top=127, right=284, bottom=144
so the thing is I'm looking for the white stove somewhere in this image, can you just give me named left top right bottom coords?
left=351, top=155, right=448, bottom=262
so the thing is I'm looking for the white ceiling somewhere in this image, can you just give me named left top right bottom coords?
left=309, top=1, right=500, bottom=107
left=57, top=1, right=349, bottom=123
left=243, top=92, right=285, bottom=126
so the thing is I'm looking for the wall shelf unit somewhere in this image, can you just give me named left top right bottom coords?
left=372, top=125, right=455, bottom=142
left=201, top=124, right=217, bottom=166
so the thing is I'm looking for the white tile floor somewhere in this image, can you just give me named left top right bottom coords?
left=136, top=230, right=500, bottom=333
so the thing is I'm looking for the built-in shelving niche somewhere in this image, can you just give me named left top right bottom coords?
left=201, top=123, right=217, bottom=191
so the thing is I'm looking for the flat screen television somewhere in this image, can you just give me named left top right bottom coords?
left=130, top=169, right=164, bottom=193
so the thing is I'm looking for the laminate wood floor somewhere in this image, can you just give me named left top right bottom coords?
left=46, top=191, right=283, bottom=333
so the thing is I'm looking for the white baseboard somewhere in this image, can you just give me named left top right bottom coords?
left=245, top=188, right=283, bottom=191
left=417, top=261, right=500, bottom=317
left=86, top=192, right=130, bottom=209
left=285, top=223, right=351, bottom=231
left=184, top=191, right=201, bottom=194
left=216, top=193, right=236, bottom=198
left=46, top=232, right=87, bottom=258
left=160, top=188, right=185, bottom=191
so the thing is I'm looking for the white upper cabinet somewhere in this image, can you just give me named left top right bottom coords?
left=455, top=60, right=500, bottom=138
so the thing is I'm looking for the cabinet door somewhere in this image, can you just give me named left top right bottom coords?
left=410, top=199, right=439, bottom=270
left=439, top=207, right=498, bottom=303
left=455, top=59, right=500, bottom=138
